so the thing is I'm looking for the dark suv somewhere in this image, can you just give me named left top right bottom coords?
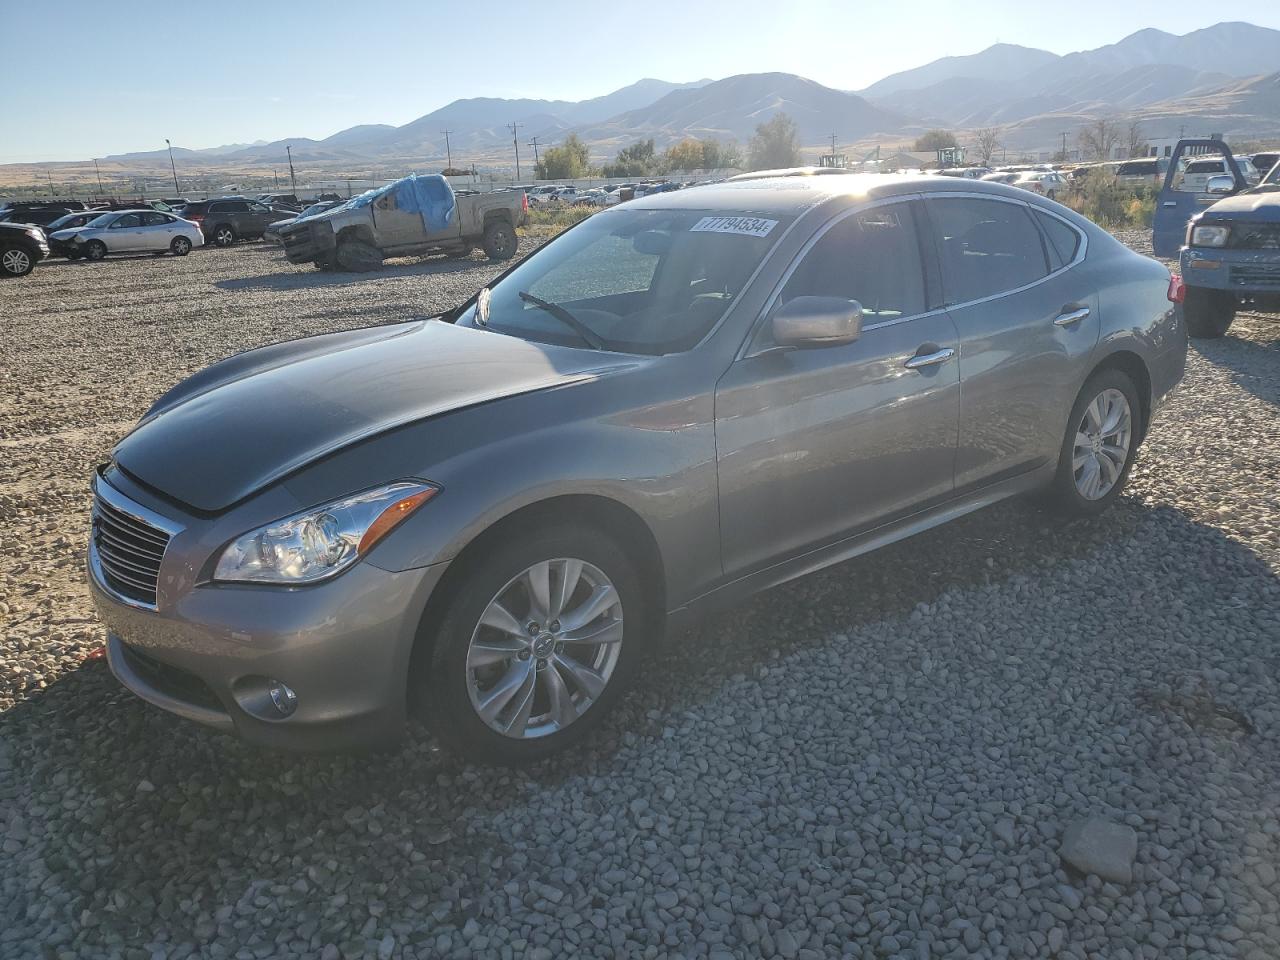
left=0, top=222, right=51, bottom=277
left=178, top=198, right=282, bottom=246
left=0, top=200, right=87, bottom=227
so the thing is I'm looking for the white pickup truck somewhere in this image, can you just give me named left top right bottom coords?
left=278, top=175, right=526, bottom=271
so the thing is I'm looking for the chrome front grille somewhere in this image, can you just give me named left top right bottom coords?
left=92, top=481, right=173, bottom=608
left=1230, top=264, right=1280, bottom=288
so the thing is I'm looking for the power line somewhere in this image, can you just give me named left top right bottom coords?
left=508, top=122, right=523, bottom=180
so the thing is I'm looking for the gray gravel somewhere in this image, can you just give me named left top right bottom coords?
left=2, top=235, right=1279, bottom=960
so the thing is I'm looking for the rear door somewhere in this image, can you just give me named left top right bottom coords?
left=922, top=194, right=1098, bottom=491
left=139, top=211, right=174, bottom=249
left=1153, top=141, right=1246, bottom=257
left=714, top=199, right=961, bottom=575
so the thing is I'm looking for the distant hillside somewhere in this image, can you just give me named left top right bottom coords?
left=860, top=43, right=1059, bottom=99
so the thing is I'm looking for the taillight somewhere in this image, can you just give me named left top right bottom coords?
left=1167, top=273, right=1186, bottom=304
left=522, top=192, right=529, bottom=213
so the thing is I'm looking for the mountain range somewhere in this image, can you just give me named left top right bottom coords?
left=82, top=21, right=1280, bottom=170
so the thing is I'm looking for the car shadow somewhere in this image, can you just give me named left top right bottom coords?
left=3, top=496, right=1278, bottom=948
left=213, top=254, right=511, bottom=293
left=1195, top=310, right=1280, bottom=408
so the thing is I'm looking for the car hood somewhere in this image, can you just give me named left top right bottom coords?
left=50, top=227, right=91, bottom=240
left=113, top=319, right=632, bottom=513
left=1203, top=189, right=1280, bottom=221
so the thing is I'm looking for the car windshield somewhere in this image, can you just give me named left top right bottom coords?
left=459, top=207, right=792, bottom=355
left=297, top=203, right=331, bottom=219
left=86, top=213, right=116, bottom=228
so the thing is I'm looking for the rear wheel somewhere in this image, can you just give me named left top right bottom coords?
left=417, top=524, right=643, bottom=765
left=1045, top=369, right=1141, bottom=518
left=170, top=236, right=192, bottom=256
left=1181, top=286, right=1235, bottom=338
left=84, top=240, right=107, bottom=262
left=482, top=220, right=518, bottom=260
left=212, top=224, right=236, bottom=247
left=0, top=244, right=35, bottom=277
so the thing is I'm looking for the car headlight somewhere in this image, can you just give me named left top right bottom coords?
left=1190, top=224, right=1230, bottom=248
left=213, top=480, right=438, bottom=584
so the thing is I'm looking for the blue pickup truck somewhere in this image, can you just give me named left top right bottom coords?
left=1153, top=139, right=1280, bottom=338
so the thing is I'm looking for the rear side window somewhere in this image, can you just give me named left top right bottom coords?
left=926, top=197, right=1049, bottom=304
left=779, top=202, right=927, bottom=321
left=1033, top=210, right=1082, bottom=271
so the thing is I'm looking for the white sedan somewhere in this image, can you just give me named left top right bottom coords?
left=51, top=209, right=204, bottom=261
left=1013, top=171, right=1070, bottom=201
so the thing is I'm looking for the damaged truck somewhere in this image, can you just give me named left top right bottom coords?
left=278, top=174, right=527, bottom=271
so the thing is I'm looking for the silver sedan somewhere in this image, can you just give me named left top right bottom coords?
left=52, top=209, right=204, bottom=260
left=88, top=175, right=1185, bottom=763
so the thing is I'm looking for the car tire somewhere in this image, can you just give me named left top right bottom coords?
left=313, top=256, right=337, bottom=272
left=335, top=238, right=384, bottom=272
left=212, top=224, right=236, bottom=247
left=63, top=251, right=82, bottom=260
left=170, top=236, right=192, bottom=256
left=83, top=240, right=108, bottom=262
left=1046, top=190, right=1057, bottom=201
left=1180, top=286, right=1235, bottom=339
left=482, top=220, right=518, bottom=260
left=1045, top=368, right=1142, bottom=518
left=417, top=523, right=644, bottom=765
left=0, top=243, right=36, bottom=277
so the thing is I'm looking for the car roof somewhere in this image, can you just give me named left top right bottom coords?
left=623, top=173, right=1034, bottom=216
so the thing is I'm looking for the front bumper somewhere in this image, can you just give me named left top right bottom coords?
left=279, top=222, right=336, bottom=264
left=89, top=494, right=449, bottom=751
left=1180, top=246, right=1280, bottom=301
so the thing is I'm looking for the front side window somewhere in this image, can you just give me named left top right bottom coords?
left=926, top=197, right=1049, bottom=304
left=461, top=207, right=791, bottom=355
left=111, top=213, right=143, bottom=229
left=776, top=202, right=926, bottom=322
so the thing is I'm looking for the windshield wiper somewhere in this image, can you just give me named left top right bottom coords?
left=518, top=291, right=606, bottom=350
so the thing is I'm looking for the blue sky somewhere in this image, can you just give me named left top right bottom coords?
left=8, top=1, right=1280, bottom=162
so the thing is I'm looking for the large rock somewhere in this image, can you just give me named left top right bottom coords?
left=1060, top=817, right=1138, bottom=883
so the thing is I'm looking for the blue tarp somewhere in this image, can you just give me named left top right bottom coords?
left=347, top=174, right=456, bottom=232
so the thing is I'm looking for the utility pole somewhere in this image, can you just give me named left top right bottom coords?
left=830, top=131, right=838, bottom=156
left=508, top=122, right=523, bottom=180
left=46, top=169, right=55, bottom=197
left=165, top=139, right=180, bottom=195
left=1060, top=131, right=1067, bottom=159
left=441, top=130, right=453, bottom=170
left=286, top=144, right=297, bottom=193
left=527, top=136, right=541, bottom=168
left=93, top=159, right=104, bottom=194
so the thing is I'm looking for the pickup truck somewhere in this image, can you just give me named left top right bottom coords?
left=1153, top=138, right=1280, bottom=338
left=278, top=174, right=526, bottom=271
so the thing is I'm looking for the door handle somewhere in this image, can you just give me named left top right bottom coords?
left=1053, top=306, right=1090, bottom=327
left=904, top=347, right=955, bottom=370
left=1162, top=201, right=1177, bottom=207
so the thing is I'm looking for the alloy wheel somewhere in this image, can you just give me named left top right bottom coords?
left=2, top=249, right=31, bottom=275
left=1073, top=387, right=1132, bottom=500
left=216, top=227, right=234, bottom=246
left=465, top=558, right=623, bottom=740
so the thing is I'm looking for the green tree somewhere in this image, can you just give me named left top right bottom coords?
left=535, top=134, right=591, bottom=180
left=748, top=114, right=800, bottom=171
left=914, top=129, right=958, bottom=152
left=701, top=138, right=742, bottom=170
left=664, top=138, right=706, bottom=172
left=602, top=139, right=659, bottom=178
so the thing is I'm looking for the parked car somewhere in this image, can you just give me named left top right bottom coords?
left=1155, top=138, right=1280, bottom=338
left=0, top=200, right=86, bottom=227
left=1252, top=153, right=1278, bottom=180
left=1114, top=157, right=1169, bottom=187
left=277, top=174, right=526, bottom=270
left=0, top=221, right=50, bottom=277
left=263, top=200, right=344, bottom=244
left=980, top=172, right=1019, bottom=185
left=1176, top=156, right=1260, bottom=193
left=1013, top=171, right=1070, bottom=201
left=178, top=198, right=287, bottom=246
left=50, top=209, right=204, bottom=260
left=258, top=193, right=302, bottom=207
left=43, top=210, right=115, bottom=258
left=89, top=174, right=1184, bottom=761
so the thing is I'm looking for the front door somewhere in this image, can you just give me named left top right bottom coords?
left=715, top=200, right=961, bottom=577
left=1153, top=140, right=1247, bottom=257
left=107, top=212, right=146, bottom=251
left=371, top=180, right=457, bottom=250
left=922, top=195, right=1099, bottom=491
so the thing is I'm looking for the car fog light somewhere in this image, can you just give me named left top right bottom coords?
left=268, top=680, right=297, bottom=717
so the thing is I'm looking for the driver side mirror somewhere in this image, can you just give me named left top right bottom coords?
left=1206, top=175, right=1235, bottom=196
left=771, top=296, right=863, bottom=348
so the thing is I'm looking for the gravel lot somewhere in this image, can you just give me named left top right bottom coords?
left=2, top=233, right=1279, bottom=960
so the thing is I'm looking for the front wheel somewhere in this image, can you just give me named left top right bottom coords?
left=482, top=220, right=518, bottom=260
left=83, top=240, right=108, bottom=262
left=417, top=525, right=643, bottom=765
left=1045, top=369, right=1141, bottom=518
left=170, top=235, right=192, bottom=256
left=0, top=244, right=35, bottom=277
left=1181, top=286, right=1235, bottom=339
left=335, top=238, right=384, bottom=272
